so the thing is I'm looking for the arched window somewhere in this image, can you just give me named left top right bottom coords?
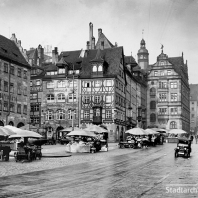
left=170, top=121, right=177, bottom=129
left=150, top=87, right=156, bottom=96
left=150, top=113, right=156, bottom=122
left=47, top=94, right=54, bottom=102
left=57, top=93, right=65, bottom=102
left=57, top=80, right=65, bottom=88
left=93, top=65, right=97, bottom=72
left=56, top=109, right=65, bottom=120
left=150, top=101, right=156, bottom=109
left=46, top=110, right=54, bottom=120
left=68, top=109, right=76, bottom=120
left=98, top=65, right=103, bottom=71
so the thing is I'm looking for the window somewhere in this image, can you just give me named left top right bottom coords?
left=30, top=81, right=32, bottom=87
left=192, top=107, right=194, bottom=111
left=98, top=65, right=103, bottom=71
left=36, top=80, right=41, bottom=86
left=4, top=63, right=8, bottom=73
left=47, top=81, right=54, bottom=88
left=31, top=93, right=37, bottom=99
left=159, top=93, right=167, bottom=102
left=24, top=70, right=27, bottom=79
left=17, top=83, right=22, bottom=95
left=68, top=94, right=76, bottom=102
left=171, top=93, right=177, bottom=101
left=84, top=96, right=90, bottom=103
left=10, top=103, right=14, bottom=112
left=170, top=108, right=178, bottom=115
left=150, top=101, right=156, bottom=109
left=106, top=110, right=112, bottom=119
left=93, top=65, right=97, bottom=72
left=57, top=81, right=66, bottom=88
left=17, top=68, right=22, bottom=77
left=46, top=110, right=53, bottom=120
left=192, top=114, right=194, bottom=118
left=192, top=102, right=194, bottom=105
left=170, top=121, right=177, bottom=129
left=17, top=104, right=21, bottom=113
left=23, top=87, right=27, bottom=96
left=154, top=71, right=158, bottom=76
left=69, top=80, right=77, bottom=87
left=75, top=70, right=79, bottom=74
left=167, top=70, right=171, bottom=75
left=150, top=88, right=156, bottom=97
left=58, top=68, right=65, bottom=74
left=68, top=109, right=76, bottom=120
left=159, top=82, right=167, bottom=89
left=150, top=113, right=156, bottom=122
left=23, top=105, right=27, bottom=114
left=47, top=94, right=54, bottom=102
left=160, top=71, right=164, bottom=76
left=106, top=95, right=112, bottom=103
left=31, top=105, right=39, bottom=112
left=95, top=81, right=102, bottom=87
left=4, top=102, right=8, bottom=111
left=170, top=82, right=177, bottom=88
left=10, top=66, right=15, bottom=75
left=94, top=108, right=101, bottom=116
left=56, top=109, right=65, bottom=120
left=4, top=81, right=8, bottom=92
left=57, top=93, right=65, bottom=102
left=84, top=81, right=90, bottom=87
left=105, top=80, right=113, bottom=86
left=84, top=110, right=90, bottom=119
left=94, top=96, right=101, bottom=104
left=159, top=108, right=167, bottom=115
left=10, top=83, right=14, bottom=93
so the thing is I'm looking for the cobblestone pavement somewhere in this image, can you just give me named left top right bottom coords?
left=0, top=142, right=198, bottom=198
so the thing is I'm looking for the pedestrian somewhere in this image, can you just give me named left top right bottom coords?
left=190, top=135, right=194, bottom=143
left=195, top=135, right=198, bottom=144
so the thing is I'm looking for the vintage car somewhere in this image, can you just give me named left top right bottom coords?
left=175, top=137, right=191, bottom=158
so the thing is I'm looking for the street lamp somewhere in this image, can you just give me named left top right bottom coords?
left=72, top=63, right=75, bottom=131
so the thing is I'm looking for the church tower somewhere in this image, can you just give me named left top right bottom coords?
left=137, top=39, right=149, bottom=70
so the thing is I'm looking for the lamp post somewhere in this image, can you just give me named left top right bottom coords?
left=72, top=63, right=75, bottom=131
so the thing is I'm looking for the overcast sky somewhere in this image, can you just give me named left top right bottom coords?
left=0, top=0, right=197, bottom=84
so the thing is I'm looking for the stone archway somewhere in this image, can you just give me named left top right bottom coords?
left=0, top=120, right=4, bottom=126
left=56, top=126, right=64, bottom=140
left=17, top=122, right=24, bottom=128
left=8, top=121, right=14, bottom=126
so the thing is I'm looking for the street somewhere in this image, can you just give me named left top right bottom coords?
left=0, top=143, right=198, bottom=198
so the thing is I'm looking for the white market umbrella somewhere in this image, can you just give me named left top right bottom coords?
left=4, top=125, right=24, bottom=133
left=0, top=126, right=16, bottom=136
left=9, top=130, right=43, bottom=139
left=125, top=128, right=148, bottom=135
left=168, top=129, right=187, bottom=135
left=145, top=128, right=159, bottom=135
left=67, top=129, right=96, bottom=137
left=60, top=127, right=81, bottom=132
left=151, top=128, right=167, bottom=133
left=85, top=125, right=108, bottom=134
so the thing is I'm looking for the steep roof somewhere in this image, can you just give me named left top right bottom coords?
left=80, top=47, right=123, bottom=78
left=95, top=33, right=114, bottom=49
left=0, top=35, right=30, bottom=67
left=26, top=48, right=36, bottom=59
left=124, top=56, right=137, bottom=67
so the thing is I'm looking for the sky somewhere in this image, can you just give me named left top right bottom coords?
left=0, top=0, right=198, bottom=84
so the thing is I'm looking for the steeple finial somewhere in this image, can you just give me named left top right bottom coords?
left=142, top=29, right=144, bottom=39
left=161, top=44, right=164, bottom=53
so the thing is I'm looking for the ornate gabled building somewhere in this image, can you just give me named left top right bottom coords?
left=146, top=47, right=190, bottom=131
left=0, top=34, right=31, bottom=127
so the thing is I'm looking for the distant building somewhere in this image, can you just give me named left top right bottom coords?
left=0, top=34, right=30, bottom=127
left=189, top=84, right=198, bottom=135
left=146, top=47, right=190, bottom=131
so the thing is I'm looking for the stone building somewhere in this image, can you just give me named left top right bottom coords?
left=0, top=34, right=30, bottom=127
left=146, top=47, right=190, bottom=131
left=189, top=84, right=198, bottom=135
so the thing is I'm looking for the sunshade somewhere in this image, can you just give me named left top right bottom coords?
left=168, top=129, right=187, bottom=134
left=145, top=128, right=159, bottom=135
left=151, top=128, right=167, bottom=133
left=4, top=125, right=25, bottom=133
left=0, top=127, right=16, bottom=136
left=125, top=128, right=148, bottom=135
left=9, top=130, right=43, bottom=138
left=67, top=129, right=96, bottom=137
left=85, top=125, right=108, bottom=133
left=60, top=127, right=81, bottom=132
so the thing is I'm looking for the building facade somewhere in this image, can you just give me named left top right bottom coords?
left=189, top=84, right=198, bottom=135
left=0, top=34, right=31, bottom=127
left=146, top=48, right=190, bottom=131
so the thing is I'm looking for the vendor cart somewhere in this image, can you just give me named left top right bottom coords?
left=0, top=145, right=11, bottom=161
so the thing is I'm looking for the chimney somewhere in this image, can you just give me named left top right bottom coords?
left=17, top=40, right=21, bottom=47
left=86, top=41, right=90, bottom=50
left=52, top=47, right=58, bottom=64
left=92, top=37, right=95, bottom=49
left=38, top=44, right=44, bottom=65
left=10, top=33, right=17, bottom=43
left=98, top=28, right=102, bottom=38
left=89, top=22, right=93, bottom=49
left=115, top=42, right=118, bottom=47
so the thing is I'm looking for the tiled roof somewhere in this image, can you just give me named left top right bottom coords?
left=95, top=33, right=115, bottom=49
left=0, top=35, right=29, bottom=67
left=26, top=48, right=36, bottom=59
left=43, top=63, right=57, bottom=71
left=80, top=47, right=123, bottom=78
left=124, top=56, right=137, bottom=67
left=90, top=48, right=104, bottom=62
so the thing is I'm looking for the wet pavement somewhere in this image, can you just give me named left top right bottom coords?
left=0, top=143, right=198, bottom=198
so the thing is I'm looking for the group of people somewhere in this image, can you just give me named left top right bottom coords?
left=126, top=134, right=164, bottom=148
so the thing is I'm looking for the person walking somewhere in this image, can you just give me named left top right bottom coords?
left=195, top=135, right=198, bottom=144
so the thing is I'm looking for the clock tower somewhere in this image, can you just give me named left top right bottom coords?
left=137, top=39, right=149, bottom=70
